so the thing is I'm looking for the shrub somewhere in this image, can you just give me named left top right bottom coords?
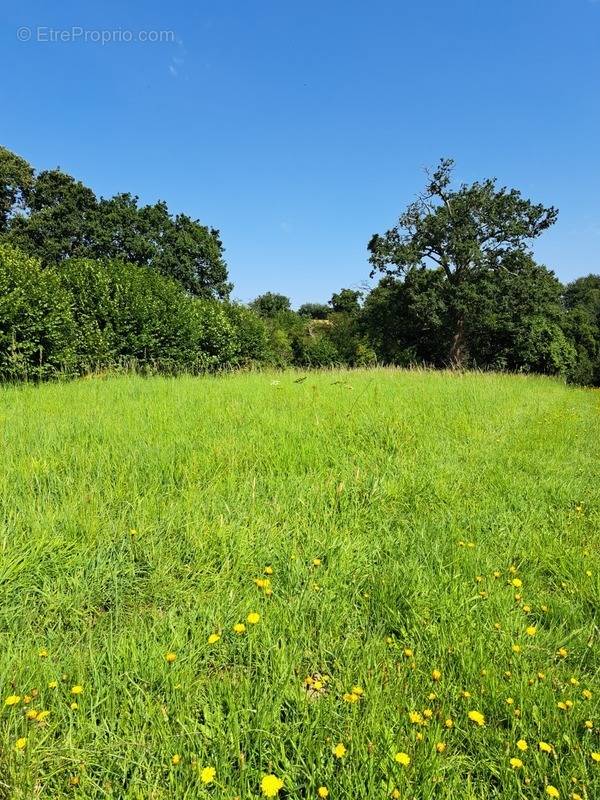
left=0, top=244, right=75, bottom=380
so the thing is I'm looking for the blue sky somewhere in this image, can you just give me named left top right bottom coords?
left=2, top=0, right=599, bottom=305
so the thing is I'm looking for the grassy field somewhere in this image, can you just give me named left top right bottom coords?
left=0, top=369, right=598, bottom=799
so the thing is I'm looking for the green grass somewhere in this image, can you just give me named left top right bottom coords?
left=0, top=368, right=598, bottom=799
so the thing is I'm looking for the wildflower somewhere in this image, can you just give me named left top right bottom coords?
left=36, top=710, right=50, bottom=722
left=475, top=575, right=483, bottom=583
left=254, top=578, right=270, bottom=589
left=333, top=743, right=347, bottom=758
left=394, top=752, right=410, bottom=766
left=352, top=686, right=364, bottom=696
left=38, top=648, right=48, bottom=658
left=5, top=695, right=20, bottom=706
left=313, top=558, right=322, bottom=567
left=343, top=692, right=360, bottom=703
left=461, top=690, right=472, bottom=699
left=493, top=570, right=501, bottom=578
left=509, top=565, right=517, bottom=573
left=557, top=647, right=568, bottom=658
left=572, top=794, right=583, bottom=800
left=415, top=731, right=424, bottom=741
left=592, top=752, right=600, bottom=762
left=467, top=542, right=476, bottom=548
left=546, top=788, right=560, bottom=798
left=260, top=774, right=284, bottom=797
left=423, top=708, right=433, bottom=719
left=432, top=669, right=441, bottom=681
left=392, top=791, right=400, bottom=800
left=539, top=741, right=553, bottom=753
left=584, top=720, right=593, bottom=729
left=264, top=566, right=273, bottom=575
left=48, top=681, right=58, bottom=689
left=468, top=710, right=485, bottom=726
left=318, top=788, right=329, bottom=798
left=526, top=626, right=537, bottom=636
left=201, top=766, right=216, bottom=784
left=541, top=604, right=548, bottom=612
left=538, top=672, right=546, bottom=681
left=233, top=623, right=246, bottom=634
left=523, top=605, right=531, bottom=613
left=247, top=612, right=260, bottom=625
left=165, top=652, right=177, bottom=663
left=71, top=685, right=83, bottom=695
left=511, top=578, right=522, bottom=588
left=445, top=718, right=454, bottom=728
left=436, top=742, right=446, bottom=753
left=26, top=709, right=38, bottom=720
left=494, top=623, right=501, bottom=630
left=70, top=702, right=78, bottom=710
left=506, top=698, right=514, bottom=705
left=510, top=757, right=523, bottom=769
left=512, top=644, right=522, bottom=654
left=403, top=648, right=413, bottom=658
left=207, top=633, right=220, bottom=644
left=517, top=739, right=528, bottom=751
left=570, top=677, right=580, bottom=686
left=172, top=754, right=181, bottom=765
left=428, top=692, right=437, bottom=700
left=15, top=737, right=27, bottom=751
left=409, top=711, right=423, bottom=724
left=69, top=776, right=80, bottom=786
left=582, top=689, right=592, bottom=700
left=23, top=695, right=31, bottom=705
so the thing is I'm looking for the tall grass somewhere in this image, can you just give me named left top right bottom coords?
left=0, top=369, right=598, bottom=798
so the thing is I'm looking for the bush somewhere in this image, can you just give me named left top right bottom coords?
left=0, top=244, right=75, bottom=380
left=223, top=303, right=271, bottom=366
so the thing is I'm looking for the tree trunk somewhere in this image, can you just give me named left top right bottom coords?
left=449, top=315, right=466, bottom=368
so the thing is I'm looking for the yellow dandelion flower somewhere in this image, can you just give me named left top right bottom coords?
left=582, top=689, right=592, bottom=700
left=436, top=742, right=446, bottom=753
left=511, top=578, right=522, bottom=588
left=38, top=648, right=48, bottom=658
left=312, top=558, right=322, bottom=567
left=333, top=743, right=347, bottom=758
left=584, top=720, right=593, bottom=729
left=247, top=612, right=260, bottom=625
left=71, top=685, right=83, bottom=695
left=403, top=648, right=413, bottom=658
left=391, top=791, right=400, bottom=800
left=461, top=690, right=472, bottom=698
left=36, top=710, right=50, bottom=722
left=506, top=697, right=514, bottom=705
left=538, top=672, right=546, bottom=680
left=468, top=710, right=485, bottom=726
left=15, top=737, right=27, bottom=751
left=5, top=695, right=20, bottom=706
left=522, top=604, right=531, bottom=613
left=48, top=681, right=58, bottom=689
left=260, top=774, right=284, bottom=797
left=352, top=686, right=364, bottom=696
left=415, top=731, right=424, bottom=741
left=172, top=754, right=181, bottom=765
left=493, top=570, right=501, bottom=578
left=423, top=708, right=433, bottom=719
left=591, top=752, right=600, bottom=762
left=539, top=741, right=553, bottom=753
left=165, top=652, right=177, bottom=663
left=69, top=776, right=80, bottom=787
left=343, top=692, right=360, bottom=703
left=445, top=718, right=454, bottom=728
left=526, top=626, right=536, bottom=636
left=517, top=739, right=528, bottom=751
left=432, top=669, right=441, bottom=681
left=546, top=787, right=559, bottom=799
left=318, top=788, right=329, bottom=798
left=557, top=647, right=568, bottom=658
left=233, top=623, right=246, bottom=634
left=201, top=766, right=216, bottom=784
left=428, top=692, right=437, bottom=700
left=558, top=701, right=567, bottom=710
left=394, top=752, right=410, bottom=766
left=26, top=709, right=38, bottom=720
left=570, top=677, right=580, bottom=686
left=70, top=702, right=78, bottom=710
left=409, top=711, right=423, bottom=724
left=264, top=566, right=273, bottom=575
left=510, top=757, right=523, bottom=769
left=207, top=633, right=221, bottom=644
left=512, top=644, right=522, bottom=654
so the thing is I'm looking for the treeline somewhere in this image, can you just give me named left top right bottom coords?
left=1, top=147, right=599, bottom=383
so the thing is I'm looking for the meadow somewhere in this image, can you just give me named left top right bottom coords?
left=0, top=369, right=598, bottom=799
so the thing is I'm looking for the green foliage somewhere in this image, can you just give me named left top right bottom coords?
left=369, top=159, right=558, bottom=364
left=55, top=258, right=237, bottom=373
left=329, top=288, right=362, bottom=315
left=563, top=275, right=600, bottom=385
left=223, top=303, right=272, bottom=366
left=297, top=302, right=329, bottom=319
left=249, top=292, right=292, bottom=318
left=0, top=243, right=75, bottom=380
left=0, top=148, right=230, bottom=298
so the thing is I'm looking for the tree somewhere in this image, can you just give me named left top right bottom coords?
left=368, top=158, right=558, bottom=365
left=249, top=292, right=291, bottom=318
left=297, top=302, right=329, bottom=319
left=563, top=275, right=600, bottom=385
left=329, top=288, right=362, bottom=315
left=0, top=146, right=34, bottom=232
left=0, top=147, right=230, bottom=299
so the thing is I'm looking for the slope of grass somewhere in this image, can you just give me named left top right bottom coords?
left=0, top=369, right=598, bottom=799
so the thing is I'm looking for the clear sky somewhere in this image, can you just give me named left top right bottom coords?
left=1, top=0, right=599, bottom=306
